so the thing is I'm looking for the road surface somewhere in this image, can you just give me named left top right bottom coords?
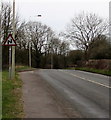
left=38, top=69, right=110, bottom=118
left=20, top=71, right=69, bottom=118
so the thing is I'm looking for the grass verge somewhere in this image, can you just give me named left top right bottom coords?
left=2, top=71, right=24, bottom=118
left=75, top=67, right=111, bottom=76
left=16, top=65, right=35, bottom=72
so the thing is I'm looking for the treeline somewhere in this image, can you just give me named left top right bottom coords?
left=16, top=21, right=69, bottom=68
left=1, top=2, right=69, bottom=69
left=1, top=2, right=111, bottom=69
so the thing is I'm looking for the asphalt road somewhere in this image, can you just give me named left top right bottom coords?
left=38, top=69, right=110, bottom=118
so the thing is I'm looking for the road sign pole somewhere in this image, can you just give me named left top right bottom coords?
left=9, top=46, right=12, bottom=79
left=11, top=0, right=15, bottom=79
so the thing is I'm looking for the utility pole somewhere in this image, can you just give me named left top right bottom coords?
left=29, top=41, right=31, bottom=68
left=12, top=0, right=15, bottom=79
left=51, top=39, right=53, bottom=69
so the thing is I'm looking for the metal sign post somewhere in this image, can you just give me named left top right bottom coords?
left=2, top=34, right=16, bottom=79
left=9, top=47, right=12, bottom=79
left=2, top=0, right=16, bottom=79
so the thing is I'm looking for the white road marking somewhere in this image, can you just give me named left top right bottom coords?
left=77, top=70, right=108, bottom=78
left=59, top=70, right=111, bottom=89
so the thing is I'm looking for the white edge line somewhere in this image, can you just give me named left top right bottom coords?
left=59, top=70, right=111, bottom=89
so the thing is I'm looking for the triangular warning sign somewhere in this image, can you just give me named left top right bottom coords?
left=2, top=34, right=17, bottom=46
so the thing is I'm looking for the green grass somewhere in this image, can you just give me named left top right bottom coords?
left=75, top=67, right=111, bottom=76
left=2, top=65, right=35, bottom=118
left=16, top=65, right=35, bottom=72
left=2, top=71, right=24, bottom=118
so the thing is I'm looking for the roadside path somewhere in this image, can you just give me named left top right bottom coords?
left=20, top=70, right=78, bottom=118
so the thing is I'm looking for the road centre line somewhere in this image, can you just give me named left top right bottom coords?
left=59, top=70, right=111, bottom=89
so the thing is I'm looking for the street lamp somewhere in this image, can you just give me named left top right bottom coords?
left=37, top=15, right=42, bottom=17
left=51, top=40, right=53, bottom=69
left=29, top=38, right=31, bottom=68
left=29, top=15, right=42, bottom=68
left=11, top=0, right=15, bottom=79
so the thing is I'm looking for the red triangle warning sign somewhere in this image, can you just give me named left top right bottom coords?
left=2, top=34, right=17, bottom=46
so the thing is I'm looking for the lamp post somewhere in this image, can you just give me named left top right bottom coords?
left=29, top=15, right=42, bottom=68
left=11, top=0, right=15, bottom=79
left=51, top=40, right=53, bottom=69
left=29, top=38, right=31, bottom=68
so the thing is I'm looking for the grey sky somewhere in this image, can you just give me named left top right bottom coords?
left=2, top=0, right=110, bottom=33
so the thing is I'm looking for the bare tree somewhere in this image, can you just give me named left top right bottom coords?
left=59, top=41, right=69, bottom=55
left=1, top=2, right=20, bottom=67
left=16, top=21, right=27, bottom=49
left=25, top=21, right=55, bottom=67
left=1, top=2, right=13, bottom=41
left=66, top=12, right=108, bottom=60
left=0, top=2, right=13, bottom=67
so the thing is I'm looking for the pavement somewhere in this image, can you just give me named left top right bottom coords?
left=20, top=70, right=81, bottom=118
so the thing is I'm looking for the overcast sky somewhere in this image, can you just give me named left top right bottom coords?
left=2, top=0, right=110, bottom=33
